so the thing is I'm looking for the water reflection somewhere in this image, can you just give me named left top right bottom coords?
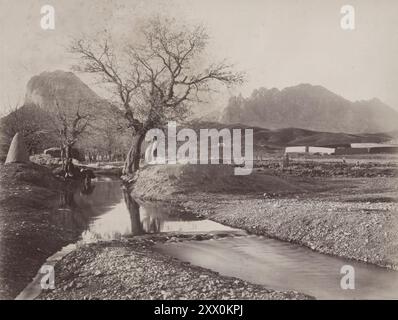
left=53, top=178, right=234, bottom=242
left=157, top=237, right=398, bottom=300
left=80, top=184, right=95, bottom=196
left=52, top=179, right=121, bottom=235
left=123, top=190, right=145, bottom=236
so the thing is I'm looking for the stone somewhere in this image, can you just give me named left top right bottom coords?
left=5, top=133, right=30, bottom=164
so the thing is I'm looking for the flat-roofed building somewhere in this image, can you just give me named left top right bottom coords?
left=335, top=143, right=398, bottom=155
left=285, top=146, right=335, bottom=154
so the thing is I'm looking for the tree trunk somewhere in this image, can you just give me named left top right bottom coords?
left=123, top=132, right=145, bottom=175
left=66, top=144, right=72, bottom=160
left=61, top=145, right=66, bottom=170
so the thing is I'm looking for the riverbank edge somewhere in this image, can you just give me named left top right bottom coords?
left=181, top=196, right=398, bottom=271
left=37, top=235, right=312, bottom=300
left=0, top=162, right=82, bottom=299
left=0, top=163, right=122, bottom=299
left=123, top=173, right=398, bottom=271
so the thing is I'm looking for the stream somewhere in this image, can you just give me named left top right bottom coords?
left=16, top=177, right=398, bottom=300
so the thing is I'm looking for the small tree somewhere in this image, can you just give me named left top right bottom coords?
left=49, top=98, right=94, bottom=168
left=82, top=109, right=129, bottom=162
left=70, top=17, right=243, bottom=174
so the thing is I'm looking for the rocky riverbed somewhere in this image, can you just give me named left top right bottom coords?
left=181, top=193, right=398, bottom=269
left=129, top=164, right=398, bottom=270
left=38, top=236, right=310, bottom=300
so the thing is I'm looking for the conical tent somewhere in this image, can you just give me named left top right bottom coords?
left=5, top=133, right=30, bottom=164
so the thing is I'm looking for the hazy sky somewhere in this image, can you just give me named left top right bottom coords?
left=1, top=0, right=398, bottom=115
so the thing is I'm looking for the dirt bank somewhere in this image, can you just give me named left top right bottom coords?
left=38, top=237, right=310, bottom=300
left=0, top=162, right=81, bottom=299
left=129, top=164, right=303, bottom=200
left=30, top=154, right=123, bottom=177
left=129, top=164, right=398, bottom=269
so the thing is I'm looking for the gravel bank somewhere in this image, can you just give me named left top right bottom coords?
left=38, top=237, right=311, bottom=300
left=182, top=195, right=398, bottom=269
left=128, top=164, right=398, bottom=270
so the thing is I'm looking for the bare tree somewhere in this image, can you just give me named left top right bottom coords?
left=49, top=98, right=94, bottom=168
left=70, top=17, right=243, bottom=174
left=94, top=114, right=128, bottom=161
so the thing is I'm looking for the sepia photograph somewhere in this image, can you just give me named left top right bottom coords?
left=0, top=0, right=398, bottom=307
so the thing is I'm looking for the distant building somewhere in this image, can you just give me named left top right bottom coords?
left=285, top=142, right=398, bottom=155
left=335, top=143, right=398, bottom=155
left=285, top=146, right=307, bottom=153
left=351, top=143, right=397, bottom=149
left=308, top=146, right=335, bottom=154
left=285, top=146, right=335, bottom=155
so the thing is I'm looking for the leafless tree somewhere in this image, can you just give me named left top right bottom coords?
left=49, top=98, right=94, bottom=168
left=70, top=17, right=243, bottom=174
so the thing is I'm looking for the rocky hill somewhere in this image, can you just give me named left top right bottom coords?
left=1, top=71, right=130, bottom=160
left=25, top=70, right=112, bottom=118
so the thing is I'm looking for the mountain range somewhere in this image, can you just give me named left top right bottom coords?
left=220, top=84, right=398, bottom=133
